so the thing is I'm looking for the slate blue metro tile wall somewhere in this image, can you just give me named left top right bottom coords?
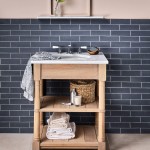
left=0, top=19, right=150, bottom=133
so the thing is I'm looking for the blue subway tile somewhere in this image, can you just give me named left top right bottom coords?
left=120, top=36, right=139, bottom=42
left=0, top=42, right=10, bottom=47
left=121, top=117, right=140, bottom=122
left=20, top=36, right=39, bottom=41
left=1, top=59, right=20, bottom=65
left=120, top=25, right=139, bottom=30
left=131, top=31, right=150, bottom=36
left=0, top=128, right=19, bottom=133
left=0, top=31, right=10, bottom=35
left=20, top=25, right=39, bottom=30
left=102, top=48, right=119, bottom=53
left=71, top=31, right=90, bottom=36
left=122, top=59, right=141, bottom=64
left=101, top=36, right=119, bottom=41
left=121, top=71, right=140, bottom=76
left=131, top=65, right=150, bottom=70
left=31, top=19, right=50, bottom=24
left=122, top=106, right=141, bottom=110
left=1, top=105, right=20, bottom=110
left=52, top=31, right=70, bottom=35
left=111, top=100, right=130, bottom=105
left=111, top=31, right=130, bottom=36
left=120, top=48, right=139, bottom=53
left=91, top=19, right=110, bottom=24
left=80, top=36, right=99, bottom=41
left=40, top=36, right=59, bottom=41
left=91, top=31, right=110, bottom=36
left=100, top=25, right=119, bottom=30
left=60, top=36, right=79, bottom=41
left=121, top=129, right=140, bottom=134
left=122, top=82, right=141, bottom=87
left=131, top=19, right=150, bottom=24
left=31, top=42, right=50, bottom=47
left=131, top=54, right=150, bottom=59
left=91, top=42, right=110, bottom=47
left=80, top=25, right=99, bottom=30
left=11, top=31, right=30, bottom=35
left=0, top=25, right=19, bottom=30
left=71, top=19, right=90, bottom=24
left=131, top=42, right=150, bottom=47
left=111, top=19, right=130, bottom=24
left=60, top=25, right=79, bottom=30
left=11, top=19, right=30, bottom=24
left=31, top=31, right=50, bottom=35
left=111, top=123, right=130, bottom=128
left=111, top=42, right=130, bottom=47
left=0, top=36, right=19, bottom=41
left=10, top=111, right=29, bottom=116
left=111, top=54, right=130, bottom=59
left=51, top=19, right=70, bottom=24
left=140, top=25, right=150, bottom=30
left=11, top=42, right=30, bottom=47
left=140, top=37, right=150, bottom=41
left=0, top=19, right=10, bottom=24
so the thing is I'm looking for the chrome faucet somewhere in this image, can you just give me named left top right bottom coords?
left=67, top=45, right=72, bottom=54
left=52, top=46, right=61, bottom=53
left=78, top=46, right=87, bottom=54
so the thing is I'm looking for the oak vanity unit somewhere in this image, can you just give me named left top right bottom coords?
left=31, top=53, right=108, bottom=150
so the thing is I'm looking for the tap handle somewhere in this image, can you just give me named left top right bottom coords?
left=80, top=46, right=87, bottom=49
left=52, top=46, right=60, bottom=49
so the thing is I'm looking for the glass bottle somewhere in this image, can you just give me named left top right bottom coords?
left=54, top=3, right=61, bottom=17
left=70, top=89, right=76, bottom=105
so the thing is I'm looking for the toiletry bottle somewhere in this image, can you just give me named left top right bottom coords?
left=70, top=89, right=76, bottom=105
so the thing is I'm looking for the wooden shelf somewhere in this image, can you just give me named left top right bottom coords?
left=40, top=125, right=98, bottom=149
left=40, top=96, right=101, bottom=112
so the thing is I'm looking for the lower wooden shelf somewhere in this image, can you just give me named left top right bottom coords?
left=40, top=125, right=98, bottom=149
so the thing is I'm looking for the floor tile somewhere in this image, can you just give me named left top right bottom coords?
left=0, top=134, right=33, bottom=150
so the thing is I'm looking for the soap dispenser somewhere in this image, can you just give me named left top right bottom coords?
left=70, top=89, right=76, bottom=105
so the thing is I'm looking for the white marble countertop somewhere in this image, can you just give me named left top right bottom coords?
left=31, top=52, right=109, bottom=65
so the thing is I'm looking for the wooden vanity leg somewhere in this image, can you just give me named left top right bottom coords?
left=98, top=81, right=106, bottom=150
left=40, top=80, right=43, bottom=134
left=98, top=64, right=106, bottom=150
left=32, top=64, right=41, bottom=150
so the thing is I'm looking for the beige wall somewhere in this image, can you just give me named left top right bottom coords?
left=93, top=0, right=150, bottom=19
left=0, top=0, right=51, bottom=18
left=0, top=0, right=150, bottom=18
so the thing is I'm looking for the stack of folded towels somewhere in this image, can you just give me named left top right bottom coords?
left=46, top=112, right=76, bottom=140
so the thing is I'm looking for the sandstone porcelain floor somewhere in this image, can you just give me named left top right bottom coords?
left=0, top=134, right=150, bottom=150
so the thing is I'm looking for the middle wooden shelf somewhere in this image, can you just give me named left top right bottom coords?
left=40, top=96, right=102, bottom=112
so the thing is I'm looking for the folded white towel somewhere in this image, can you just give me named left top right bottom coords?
left=46, top=122, right=76, bottom=140
left=48, top=122, right=68, bottom=129
left=47, top=122, right=75, bottom=134
left=50, top=112, right=70, bottom=124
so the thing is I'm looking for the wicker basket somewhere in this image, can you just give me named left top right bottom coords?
left=70, top=80, right=96, bottom=104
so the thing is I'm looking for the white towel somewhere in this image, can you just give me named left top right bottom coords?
left=46, top=122, right=76, bottom=140
left=48, top=122, right=69, bottom=129
left=47, top=112, right=69, bottom=129
left=50, top=112, right=70, bottom=124
left=21, top=52, right=61, bottom=101
left=47, top=122, right=75, bottom=134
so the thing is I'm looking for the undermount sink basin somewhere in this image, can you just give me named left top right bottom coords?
left=53, top=53, right=91, bottom=60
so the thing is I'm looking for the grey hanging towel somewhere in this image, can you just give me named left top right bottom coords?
left=21, top=52, right=61, bottom=101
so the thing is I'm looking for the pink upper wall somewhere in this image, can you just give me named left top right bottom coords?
left=0, top=0, right=150, bottom=18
